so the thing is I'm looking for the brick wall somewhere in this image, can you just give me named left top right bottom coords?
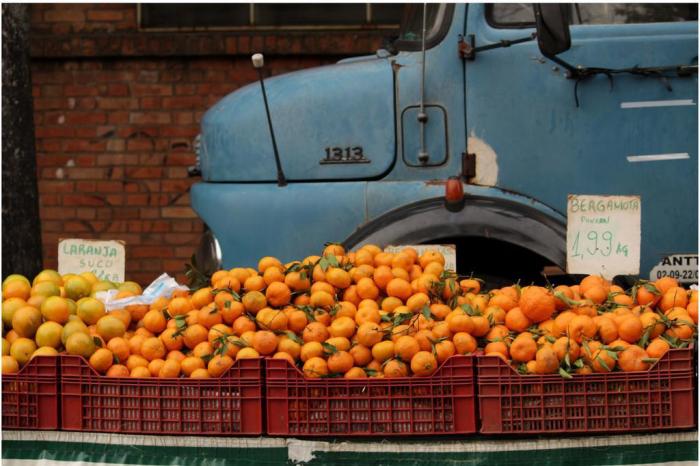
left=29, top=3, right=389, bottom=285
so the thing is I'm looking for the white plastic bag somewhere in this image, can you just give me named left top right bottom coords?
left=96, top=273, right=190, bottom=311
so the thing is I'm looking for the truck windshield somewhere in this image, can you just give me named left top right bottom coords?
left=395, top=4, right=450, bottom=48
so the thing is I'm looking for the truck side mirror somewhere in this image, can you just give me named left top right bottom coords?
left=533, top=4, right=571, bottom=57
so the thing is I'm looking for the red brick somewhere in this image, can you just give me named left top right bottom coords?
left=76, top=97, right=96, bottom=110
left=40, top=194, right=60, bottom=206
left=87, top=10, right=124, bottom=21
left=165, top=153, right=195, bottom=166
left=63, top=194, right=107, bottom=207
left=126, top=194, right=148, bottom=205
left=38, top=139, right=62, bottom=152
left=150, top=221, right=170, bottom=233
left=140, top=97, right=161, bottom=109
left=140, top=208, right=160, bottom=219
left=41, top=206, right=76, bottom=220
left=44, top=9, right=85, bottom=22
left=126, top=139, right=154, bottom=151
left=63, top=84, right=99, bottom=96
left=161, top=206, right=197, bottom=218
left=105, top=194, right=125, bottom=205
left=75, top=181, right=96, bottom=191
left=35, top=126, right=75, bottom=138
left=64, top=221, right=90, bottom=233
left=65, top=112, right=106, bottom=125
left=41, top=84, right=63, bottom=97
left=161, top=179, right=193, bottom=193
left=108, top=112, right=130, bottom=124
left=131, top=246, right=173, bottom=259
left=164, top=233, right=199, bottom=245
left=39, top=181, right=74, bottom=193
left=107, top=83, right=129, bottom=96
left=65, top=167, right=106, bottom=179
left=166, top=167, right=189, bottom=178
left=138, top=154, right=164, bottom=165
left=130, top=83, right=172, bottom=96
left=76, top=207, right=97, bottom=220
left=105, top=139, right=126, bottom=152
left=126, top=167, right=163, bottom=179
left=63, top=139, right=106, bottom=152
left=129, top=112, right=171, bottom=125
left=96, top=97, right=138, bottom=110
left=161, top=96, right=204, bottom=109
left=75, top=127, right=98, bottom=138
left=37, top=154, right=71, bottom=167
left=96, top=181, right=124, bottom=193
left=159, top=126, right=198, bottom=138
left=172, top=221, right=192, bottom=233
left=172, top=112, right=194, bottom=125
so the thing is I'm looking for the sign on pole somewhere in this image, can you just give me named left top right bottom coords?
left=566, top=195, right=641, bottom=279
left=58, top=238, right=126, bottom=282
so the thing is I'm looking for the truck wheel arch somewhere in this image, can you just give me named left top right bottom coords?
left=343, top=196, right=566, bottom=269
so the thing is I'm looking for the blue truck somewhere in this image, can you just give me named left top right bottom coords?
left=190, top=3, right=698, bottom=285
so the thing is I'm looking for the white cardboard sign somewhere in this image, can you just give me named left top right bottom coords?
left=384, top=244, right=457, bottom=272
left=566, top=195, right=641, bottom=279
left=58, top=238, right=126, bottom=282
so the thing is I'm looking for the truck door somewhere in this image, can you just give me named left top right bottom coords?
left=466, top=3, right=698, bottom=276
left=388, top=4, right=466, bottom=180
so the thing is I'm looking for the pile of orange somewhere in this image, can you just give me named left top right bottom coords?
left=2, top=244, right=696, bottom=380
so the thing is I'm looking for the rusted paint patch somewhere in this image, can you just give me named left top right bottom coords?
left=467, top=132, right=498, bottom=186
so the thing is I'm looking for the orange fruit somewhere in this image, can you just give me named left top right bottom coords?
left=349, top=344, right=372, bottom=366
left=192, top=341, right=214, bottom=359
left=96, top=315, right=126, bottom=342
left=140, top=337, right=166, bottom=361
left=552, top=336, right=579, bottom=362
left=659, top=287, right=688, bottom=312
left=434, top=340, right=455, bottom=363
left=504, top=307, right=531, bottom=333
left=394, top=335, right=420, bottom=361
left=65, top=332, right=96, bottom=359
left=510, top=333, right=537, bottom=362
left=519, top=287, right=555, bottom=323
left=300, top=341, right=324, bottom=362
left=303, top=357, right=328, bottom=378
left=567, top=315, right=596, bottom=343
left=344, top=367, right=367, bottom=378
left=106, top=364, right=130, bottom=377
left=639, top=312, right=665, bottom=339
left=243, top=275, right=265, bottom=292
left=252, top=330, right=277, bottom=355
left=326, top=268, right=351, bottom=289
left=265, top=282, right=291, bottom=308
left=646, top=338, right=670, bottom=359
left=158, top=358, right=182, bottom=378
left=12, top=306, right=42, bottom=338
left=127, top=334, right=146, bottom=356
left=327, top=350, right=354, bottom=374
left=617, top=316, right=643, bottom=343
left=356, top=277, right=379, bottom=300
left=453, top=332, right=477, bottom=354
left=328, top=316, right=355, bottom=339
left=385, top=278, right=412, bottom=301
left=2, top=355, right=20, bottom=374
left=160, top=327, right=184, bottom=351
left=183, top=324, right=208, bottom=349
left=147, top=358, right=166, bottom=376
left=355, top=307, right=381, bottom=325
left=241, top=291, right=267, bottom=313
left=258, top=256, right=283, bottom=273
left=39, top=296, right=70, bottom=324
left=181, top=356, right=205, bottom=376
left=263, top=266, right=285, bottom=285
left=535, top=346, right=559, bottom=374
left=167, top=297, right=192, bottom=317
left=10, top=338, right=37, bottom=366
left=654, top=277, right=679, bottom=295
left=76, top=298, right=106, bottom=325
left=277, top=336, right=301, bottom=360
left=618, top=345, right=650, bottom=372
left=302, top=322, right=330, bottom=343
left=35, top=321, right=63, bottom=349
left=127, top=354, right=150, bottom=372
left=410, top=351, right=438, bottom=376
left=167, top=350, right=186, bottom=362
left=89, top=348, right=114, bottom=374
left=371, top=340, right=394, bottom=362
left=130, top=366, right=151, bottom=378
left=383, top=359, right=408, bottom=378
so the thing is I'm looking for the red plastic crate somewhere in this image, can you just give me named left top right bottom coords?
left=266, top=355, right=476, bottom=436
left=60, top=355, right=263, bottom=435
left=2, top=355, right=60, bottom=430
left=477, top=347, right=696, bottom=434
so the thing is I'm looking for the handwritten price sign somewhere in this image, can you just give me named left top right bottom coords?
left=566, top=195, right=641, bottom=279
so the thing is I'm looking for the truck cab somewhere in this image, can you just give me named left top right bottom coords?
left=191, top=3, right=698, bottom=284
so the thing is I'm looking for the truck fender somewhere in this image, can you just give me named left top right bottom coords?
left=343, top=196, right=566, bottom=268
